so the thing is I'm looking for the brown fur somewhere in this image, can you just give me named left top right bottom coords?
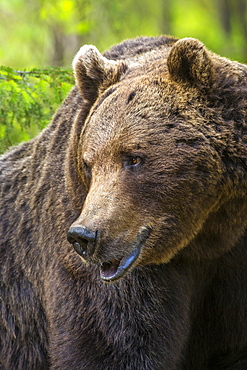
left=1, top=36, right=247, bottom=369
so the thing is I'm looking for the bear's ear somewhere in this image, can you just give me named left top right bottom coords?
left=72, top=45, right=127, bottom=104
left=167, top=38, right=214, bottom=89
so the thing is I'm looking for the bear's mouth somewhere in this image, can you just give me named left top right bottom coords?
left=100, top=244, right=141, bottom=282
left=99, top=226, right=152, bottom=283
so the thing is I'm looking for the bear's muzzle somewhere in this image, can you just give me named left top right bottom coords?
left=67, top=225, right=152, bottom=283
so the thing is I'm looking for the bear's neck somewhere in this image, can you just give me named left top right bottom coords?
left=181, top=193, right=247, bottom=261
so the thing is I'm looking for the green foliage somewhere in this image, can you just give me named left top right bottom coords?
left=1, top=0, right=247, bottom=69
left=1, top=0, right=247, bottom=153
left=0, top=66, right=74, bottom=153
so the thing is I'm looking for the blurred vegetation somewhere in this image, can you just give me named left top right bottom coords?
left=0, top=67, right=73, bottom=153
left=0, top=0, right=247, bottom=152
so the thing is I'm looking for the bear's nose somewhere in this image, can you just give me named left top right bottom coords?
left=67, top=226, right=97, bottom=258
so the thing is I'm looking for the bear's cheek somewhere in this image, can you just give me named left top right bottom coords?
left=126, top=171, right=224, bottom=265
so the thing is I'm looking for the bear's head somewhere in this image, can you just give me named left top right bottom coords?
left=66, top=38, right=247, bottom=282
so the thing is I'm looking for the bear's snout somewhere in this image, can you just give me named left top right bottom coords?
left=67, top=226, right=98, bottom=258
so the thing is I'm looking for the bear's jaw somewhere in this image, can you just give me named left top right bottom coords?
left=99, top=226, right=152, bottom=283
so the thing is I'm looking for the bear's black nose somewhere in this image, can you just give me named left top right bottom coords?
left=67, top=226, right=97, bottom=258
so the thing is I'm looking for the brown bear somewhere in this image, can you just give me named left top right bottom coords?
left=1, top=35, right=247, bottom=369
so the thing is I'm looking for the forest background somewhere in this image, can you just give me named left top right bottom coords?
left=1, top=0, right=247, bottom=153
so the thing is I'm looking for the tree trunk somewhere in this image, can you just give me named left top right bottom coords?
left=51, top=25, right=64, bottom=66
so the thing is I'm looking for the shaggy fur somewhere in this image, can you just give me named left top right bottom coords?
left=1, top=36, right=247, bottom=369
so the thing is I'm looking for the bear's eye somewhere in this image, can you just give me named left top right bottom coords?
left=122, top=155, right=144, bottom=169
left=130, top=157, right=141, bottom=165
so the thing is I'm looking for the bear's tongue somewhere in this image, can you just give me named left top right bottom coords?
left=100, top=260, right=120, bottom=280
left=100, top=243, right=141, bottom=283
